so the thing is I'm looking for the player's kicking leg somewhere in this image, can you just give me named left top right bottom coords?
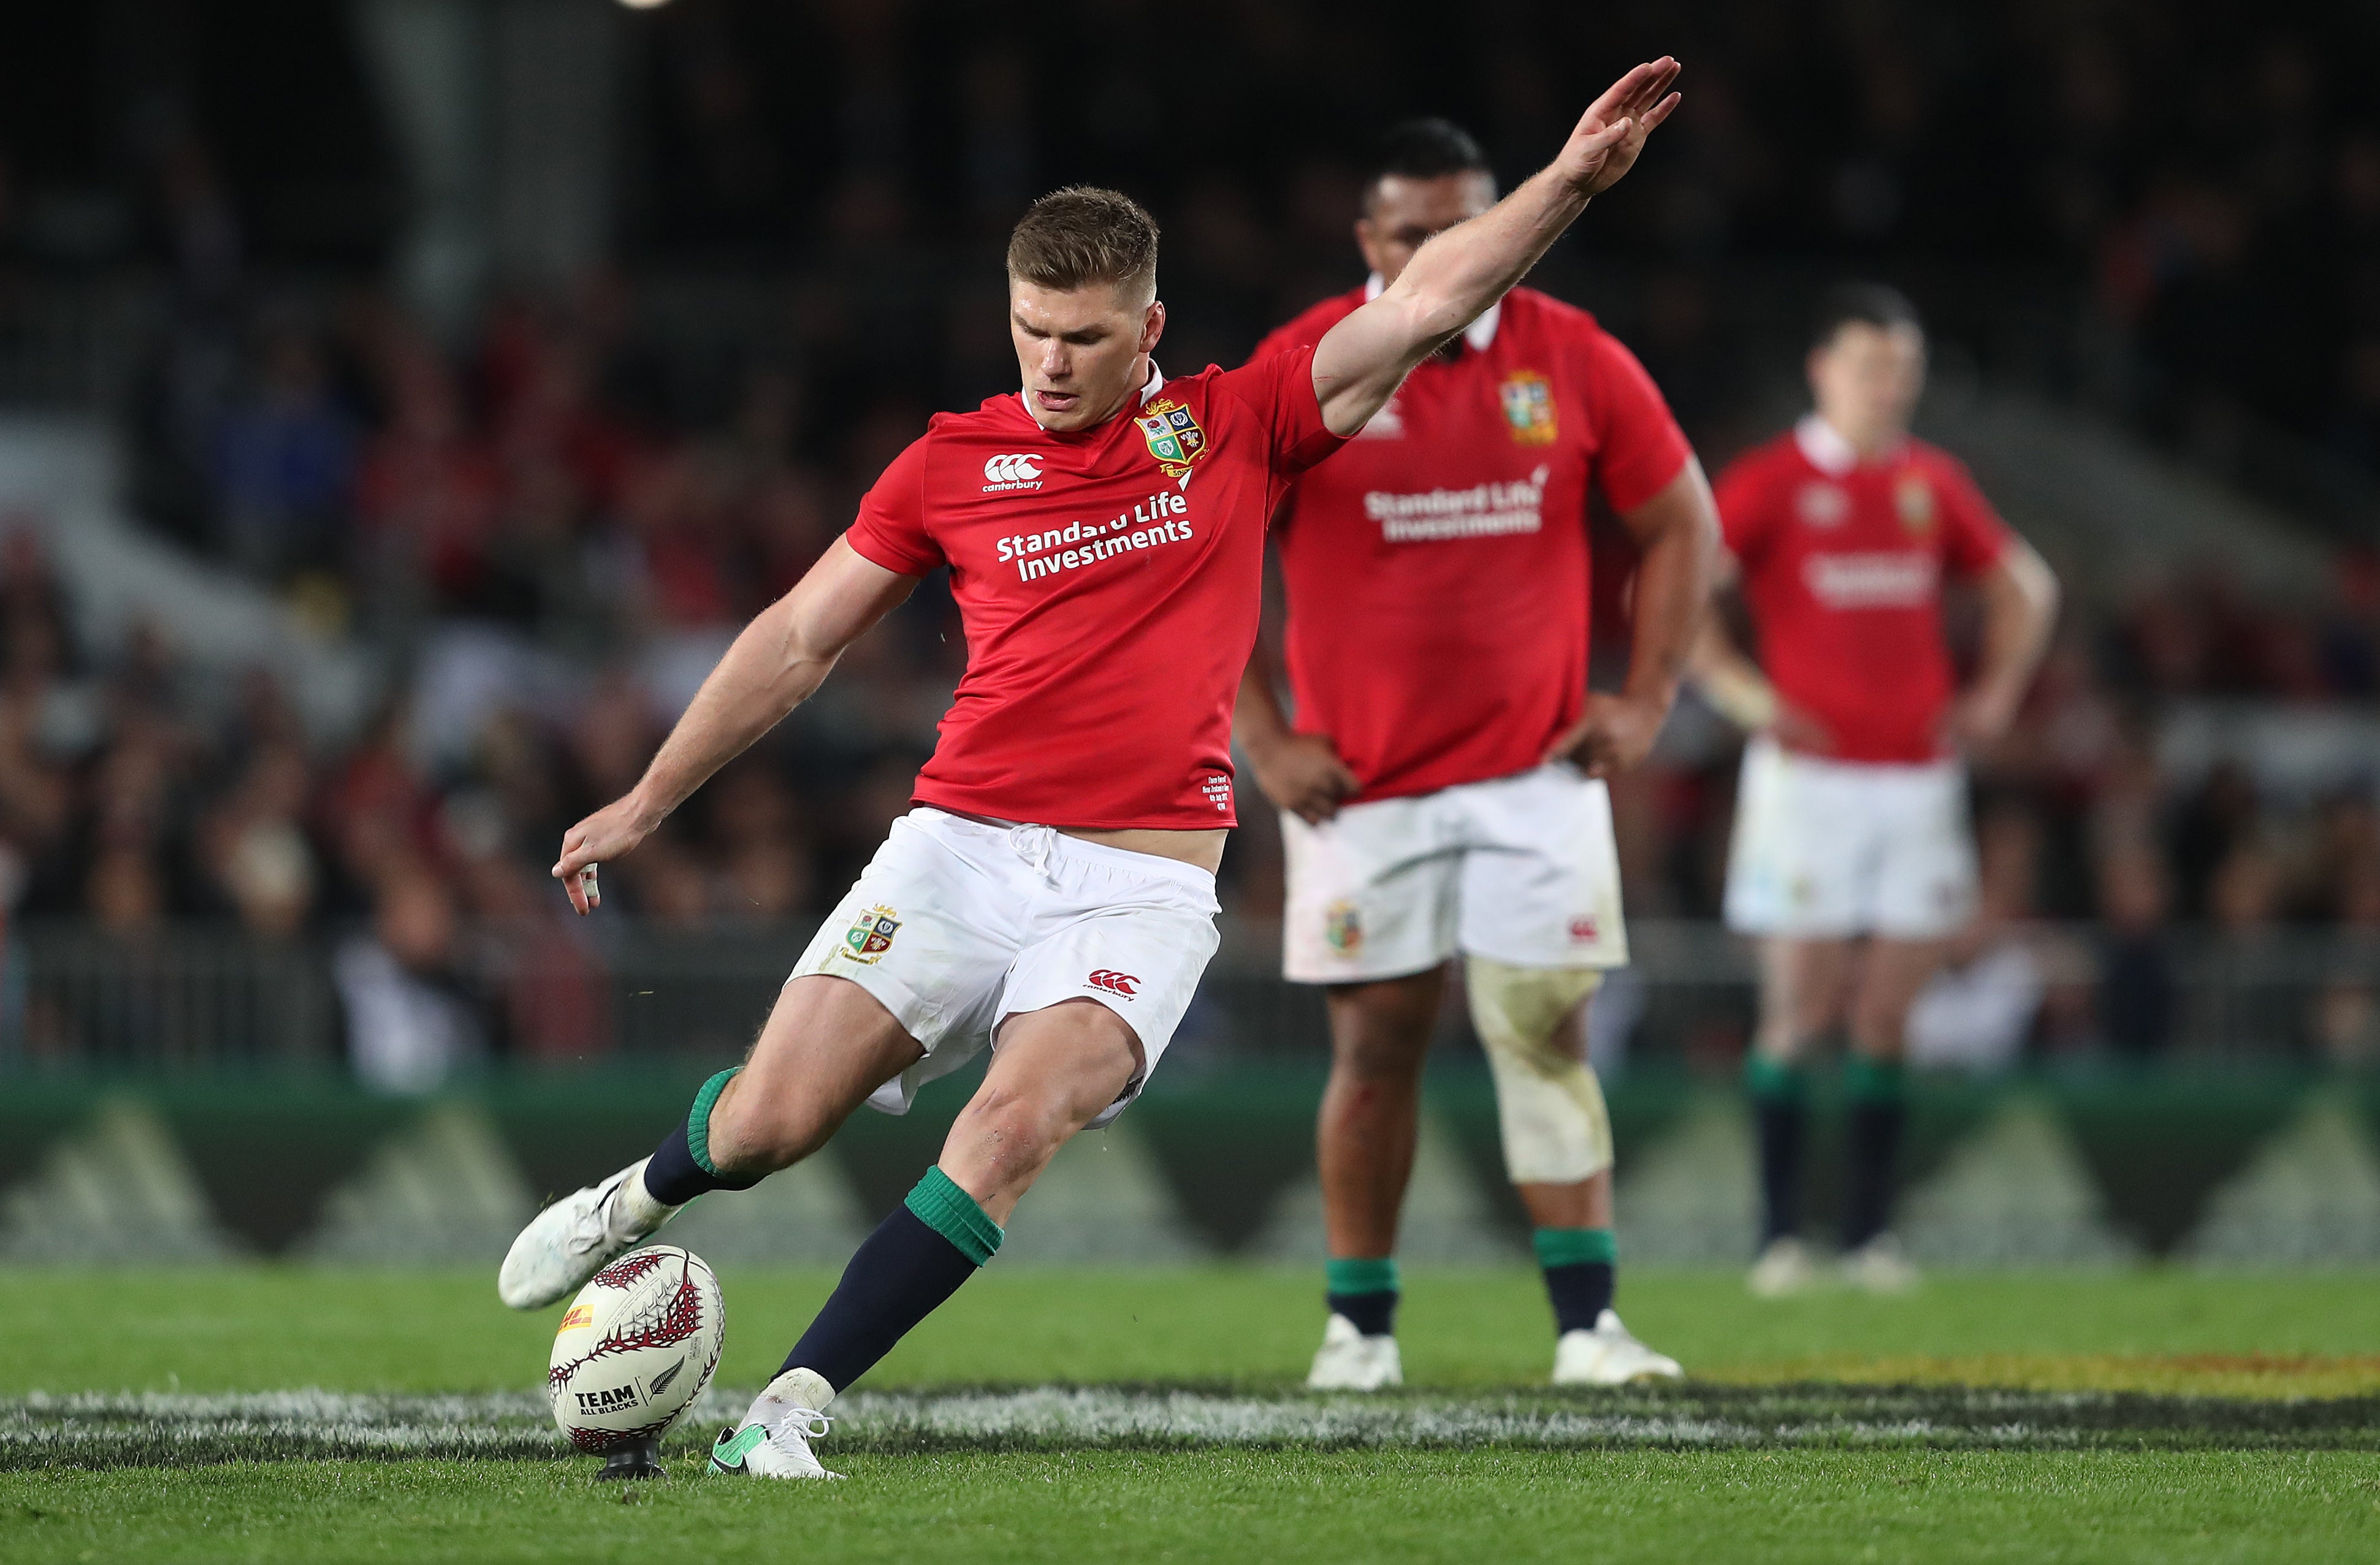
left=1468, top=957, right=1680, bottom=1385
left=497, top=974, right=922, bottom=1311
left=710, top=999, right=1142, bottom=1477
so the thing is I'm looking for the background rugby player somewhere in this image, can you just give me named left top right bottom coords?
left=494, top=61, right=1685, bottom=1479
left=1696, top=284, right=2058, bottom=1297
left=1239, top=120, right=1718, bottom=1388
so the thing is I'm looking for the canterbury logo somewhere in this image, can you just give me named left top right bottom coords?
left=1086, top=969, right=1140, bottom=997
left=982, top=452, right=1043, bottom=489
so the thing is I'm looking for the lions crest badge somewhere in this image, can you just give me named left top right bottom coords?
left=1324, top=900, right=1364, bottom=957
left=1499, top=371, right=1557, bottom=445
left=1135, top=398, right=1209, bottom=480
left=842, top=905, right=901, bottom=964
left=1894, top=471, right=1936, bottom=535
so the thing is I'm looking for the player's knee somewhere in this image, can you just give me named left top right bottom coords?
left=1467, top=958, right=1612, bottom=1185
left=706, top=1078, right=828, bottom=1176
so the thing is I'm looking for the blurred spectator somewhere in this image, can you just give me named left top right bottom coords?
left=208, top=329, right=356, bottom=581
left=1907, top=808, right=2048, bottom=1073
left=335, top=872, right=483, bottom=1094
left=2096, top=846, right=2175, bottom=1057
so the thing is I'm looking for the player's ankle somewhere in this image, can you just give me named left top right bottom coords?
left=1324, top=1255, right=1400, bottom=1336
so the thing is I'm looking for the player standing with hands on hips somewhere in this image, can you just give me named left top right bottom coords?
left=1238, top=119, right=1718, bottom=1388
left=497, top=61, right=1685, bottom=1479
left=1696, top=285, right=2058, bottom=1296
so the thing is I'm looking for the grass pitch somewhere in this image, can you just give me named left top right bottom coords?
left=5, top=1266, right=2378, bottom=1562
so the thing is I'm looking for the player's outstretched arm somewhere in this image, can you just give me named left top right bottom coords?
left=1309, top=57, right=1681, bottom=436
left=550, top=538, right=918, bottom=913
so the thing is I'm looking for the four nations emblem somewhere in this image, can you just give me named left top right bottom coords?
left=1136, top=398, right=1210, bottom=480
left=1498, top=370, right=1558, bottom=445
left=841, top=905, right=901, bottom=964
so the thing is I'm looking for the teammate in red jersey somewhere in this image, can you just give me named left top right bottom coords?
left=493, top=62, right=1686, bottom=1478
left=1237, top=119, right=1718, bottom=1389
left=1695, top=284, right=2058, bottom=1297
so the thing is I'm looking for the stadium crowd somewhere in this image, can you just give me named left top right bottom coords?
left=1, top=0, right=2376, bottom=1080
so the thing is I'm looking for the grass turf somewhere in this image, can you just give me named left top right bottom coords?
left=6, top=1267, right=2378, bottom=1561
left=6, top=1265, right=2378, bottom=1398
left=7, top=1450, right=2377, bottom=1565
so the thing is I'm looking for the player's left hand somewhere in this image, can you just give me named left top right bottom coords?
left=1943, top=685, right=2022, bottom=749
left=1547, top=691, right=1669, bottom=778
left=1556, top=58, right=1684, bottom=199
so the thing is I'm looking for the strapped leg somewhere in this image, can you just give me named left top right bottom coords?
left=1465, top=956, right=1611, bottom=1185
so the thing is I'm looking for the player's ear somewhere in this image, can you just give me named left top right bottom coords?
left=1139, top=299, right=1166, bottom=355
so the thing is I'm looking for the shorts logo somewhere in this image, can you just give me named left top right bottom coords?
left=1200, top=772, right=1232, bottom=813
left=982, top=452, right=1044, bottom=492
left=842, top=905, right=901, bottom=963
left=1324, top=900, right=1363, bottom=956
left=1895, top=471, right=1935, bottom=534
left=1568, top=915, right=1600, bottom=943
left=1499, top=371, right=1557, bottom=445
left=559, top=1304, right=595, bottom=1331
left=1135, top=398, right=1208, bottom=481
left=1086, top=969, right=1140, bottom=997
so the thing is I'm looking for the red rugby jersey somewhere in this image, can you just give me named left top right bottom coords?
left=1253, top=286, right=1691, bottom=802
left=843, top=348, right=1346, bottom=829
left=1714, top=416, right=2011, bottom=764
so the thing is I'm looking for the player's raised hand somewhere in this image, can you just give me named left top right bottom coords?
left=1555, top=58, right=1684, bottom=199
left=551, top=795, right=660, bottom=915
left=1548, top=690, right=1670, bottom=779
left=1246, top=730, right=1361, bottom=825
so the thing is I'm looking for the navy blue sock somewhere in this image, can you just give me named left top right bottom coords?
left=780, top=1168, right=1000, bottom=1393
left=642, top=1068, right=763, bottom=1207
left=1745, top=1056, right=1807, bottom=1246
left=1533, top=1228, right=1617, bottom=1335
left=1325, top=1256, right=1399, bottom=1337
left=1841, top=1057, right=1906, bottom=1251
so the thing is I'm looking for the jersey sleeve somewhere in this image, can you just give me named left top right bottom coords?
left=1216, top=343, right=1350, bottom=476
left=1711, top=451, right=1779, bottom=565
left=842, top=432, right=944, bottom=577
left=1932, top=455, right=2013, bottom=577
left=1581, top=333, right=1692, bottom=512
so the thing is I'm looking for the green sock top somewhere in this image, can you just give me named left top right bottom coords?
left=686, top=1067, right=741, bottom=1176
left=1324, top=1255, right=1400, bottom=1297
left=1532, top=1227, right=1617, bottom=1269
left=1743, top=1053, right=1806, bottom=1104
left=906, top=1166, right=1004, bottom=1266
left=1843, top=1054, right=1907, bottom=1105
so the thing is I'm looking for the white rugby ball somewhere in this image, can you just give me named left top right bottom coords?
left=547, top=1245, right=725, bottom=1452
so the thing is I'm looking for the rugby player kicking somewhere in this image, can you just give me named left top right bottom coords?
left=1695, top=284, right=2057, bottom=1296
left=495, top=60, right=1684, bottom=1478
left=1237, top=118, right=1717, bottom=1389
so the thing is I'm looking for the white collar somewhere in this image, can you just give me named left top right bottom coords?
left=1793, top=414, right=1861, bottom=477
left=1019, top=359, right=1166, bottom=431
left=1365, top=272, right=1500, bottom=351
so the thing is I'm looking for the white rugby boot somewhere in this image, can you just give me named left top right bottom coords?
left=1747, top=1235, right=1817, bottom=1298
left=497, top=1157, right=680, bottom=1310
left=1552, top=1310, right=1684, bottom=1385
left=1842, top=1233, right=1920, bottom=1295
left=1305, top=1312, right=1403, bottom=1392
left=709, top=1369, right=844, bottom=1480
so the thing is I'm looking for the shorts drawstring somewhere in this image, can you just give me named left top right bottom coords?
left=1008, top=823, right=1059, bottom=884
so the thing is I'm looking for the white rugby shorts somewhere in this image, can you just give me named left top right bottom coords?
left=1723, top=736, right=1978, bottom=941
left=790, top=807, right=1221, bottom=1128
left=1281, top=763, right=1628, bottom=984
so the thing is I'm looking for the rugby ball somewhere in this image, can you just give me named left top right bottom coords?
left=547, top=1245, right=725, bottom=1452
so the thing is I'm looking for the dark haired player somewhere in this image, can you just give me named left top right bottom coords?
left=1239, top=119, right=1717, bottom=1388
left=495, top=63, right=1685, bottom=1478
left=1696, top=284, right=2057, bottom=1296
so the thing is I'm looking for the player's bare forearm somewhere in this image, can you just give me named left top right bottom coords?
left=1311, top=58, right=1682, bottom=435
left=1956, top=539, right=2059, bottom=739
left=1615, top=459, right=1720, bottom=712
left=551, top=539, right=915, bottom=910
left=1234, top=650, right=1295, bottom=756
left=1235, top=644, right=1358, bottom=824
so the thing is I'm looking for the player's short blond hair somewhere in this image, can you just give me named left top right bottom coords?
left=1006, top=186, right=1160, bottom=307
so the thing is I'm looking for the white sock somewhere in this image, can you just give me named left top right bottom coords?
left=747, top=1366, right=836, bottom=1426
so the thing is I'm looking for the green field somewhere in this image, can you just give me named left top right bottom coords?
left=6, top=1266, right=2379, bottom=1562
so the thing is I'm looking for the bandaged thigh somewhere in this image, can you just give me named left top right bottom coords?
left=1465, top=956, right=1612, bottom=1184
